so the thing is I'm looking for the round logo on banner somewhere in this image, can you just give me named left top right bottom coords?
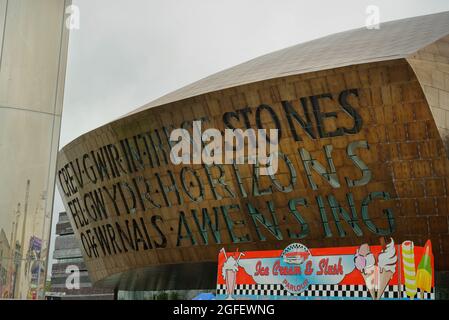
left=281, top=243, right=311, bottom=265
left=279, top=243, right=311, bottom=294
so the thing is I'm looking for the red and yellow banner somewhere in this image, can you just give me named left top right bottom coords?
left=216, top=239, right=434, bottom=300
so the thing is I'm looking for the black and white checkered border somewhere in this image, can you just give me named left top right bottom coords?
left=216, top=284, right=435, bottom=299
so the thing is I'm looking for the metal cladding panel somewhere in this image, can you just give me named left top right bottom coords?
left=57, top=13, right=449, bottom=291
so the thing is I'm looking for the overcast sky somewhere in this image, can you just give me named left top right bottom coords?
left=49, top=0, right=449, bottom=273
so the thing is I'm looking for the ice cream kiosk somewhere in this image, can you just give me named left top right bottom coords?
left=216, top=239, right=434, bottom=300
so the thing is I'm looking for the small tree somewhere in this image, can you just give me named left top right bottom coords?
left=45, top=280, right=52, bottom=293
left=156, top=291, right=169, bottom=300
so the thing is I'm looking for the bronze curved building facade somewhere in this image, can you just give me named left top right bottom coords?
left=56, top=12, right=449, bottom=292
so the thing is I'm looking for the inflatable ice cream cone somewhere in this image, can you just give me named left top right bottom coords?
left=354, top=243, right=377, bottom=299
left=361, top=265, right=377, bottom=299
left=221, top=254, right=240, bottom=300
left=401, top=241, right=417, bottom=299
left=377, top=269, right=394, bottom=299
left=416, top=240, right=433, bottom=299
left=377, top=238, right=397, bottom=299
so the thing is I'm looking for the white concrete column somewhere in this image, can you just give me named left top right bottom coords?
left=0, top=0, right=71, bottom=299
